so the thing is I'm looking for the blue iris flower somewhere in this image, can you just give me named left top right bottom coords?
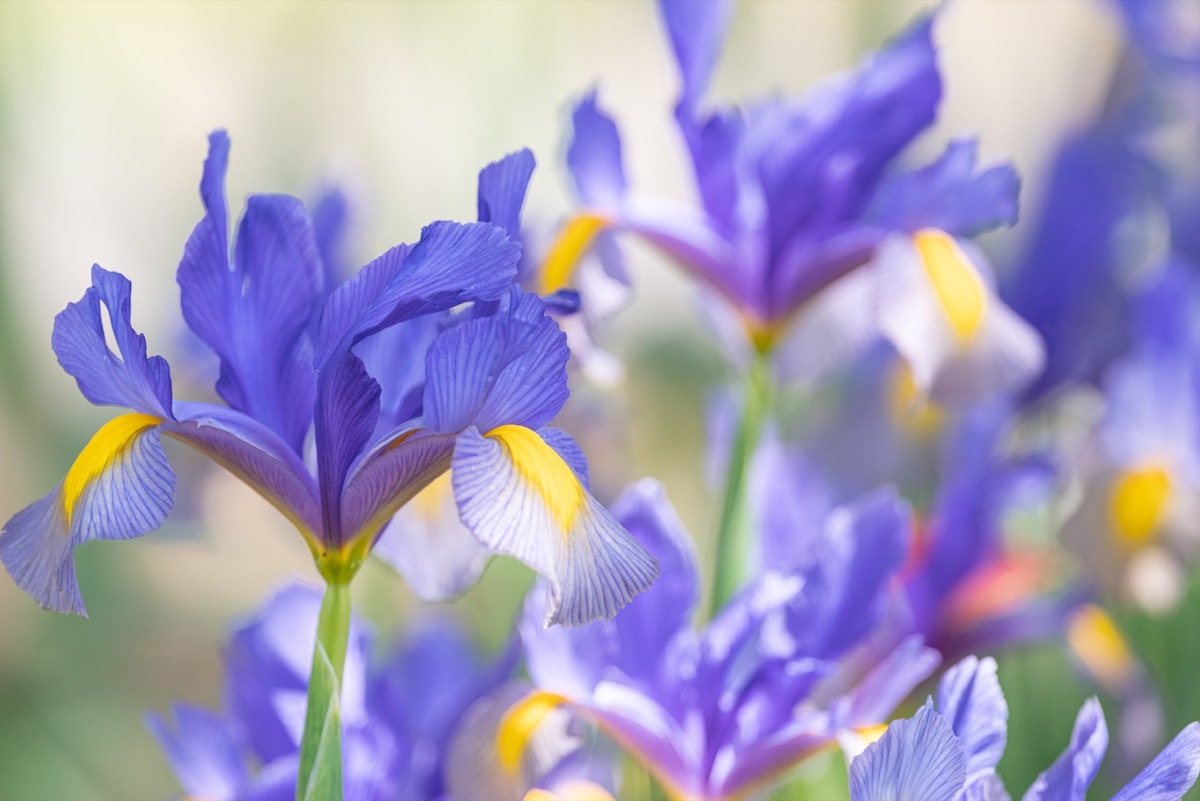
left=848, top=654, right=1200, bottom=801
left=511, top=479, right=939, bottom=801
left=0, top=132, right=656, bottom=626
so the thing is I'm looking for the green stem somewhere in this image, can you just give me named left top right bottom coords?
left=709, top=352, right=772, bottom=617
left=296, top=580, right=352, bottom=801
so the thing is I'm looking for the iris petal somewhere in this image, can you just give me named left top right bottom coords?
left=452, top=426, right=657, bottom=626
left=53, top=265, right=173, bottom=418
left=848, top=703, right=966, bottom=801
left=1, top=420, right=174, bottom=615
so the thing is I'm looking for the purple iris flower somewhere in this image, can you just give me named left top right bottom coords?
left=148, top=582, right=518, bottom=801
left=848, top=654, right=1200, bottom=801
left=0, top=132, right=656, bottom=626
left=545, top=1, right=1039, bottom=405
left=542, top=1, right=940, bottom=342
left=514, top=479, right=939, bottom=801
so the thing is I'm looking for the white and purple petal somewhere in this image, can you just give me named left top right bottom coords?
left=849, top=703, right=967, bottom=801
left=452, top=426, right=656, bottom=627
left=936, top=656, right=1008, bottom=781
left=1, top=417, right=173, bottom=615
left=1111, top=722, right=1200, bottom=801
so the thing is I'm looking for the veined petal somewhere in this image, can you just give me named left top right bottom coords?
left=339, top=430, right=457, bottom=558
left=177, top=133, right=323, bottom=450
left=849, top=703, right=966, bottom=801
left=875, top=231, right=1045, bottom=405
left=166, top=403, right=322, bottom=542
left=1, top=415, right=173, bottom=614
left=314, top=220, right=520, bottom=367
left=478, top=149, right=536, bottom=243
left=452, top=425, right=657, bottom=626
left=53, top=265, right=173, bottom=418
left=423, top=297, right=569, bottom=435
left=1112, top=722, right=1200, bottom=801
left=936, top=656, right=1008, bottom=781
left=314, top=352, right=381, bottom=552
left=1021, top=698, right=1108, bottom=801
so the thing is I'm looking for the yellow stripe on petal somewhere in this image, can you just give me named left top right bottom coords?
left=1067, top=604, right=1136, bottom=690
left=523, top=781, right=616, bottom=801
left=539, top=213, right=609, bottom=296
left=62, top=413, right=163, bottom=525
left=1109, top=466, right=1172, bottom=548
left=913, top=229, right=987, bottom=341
left=413, top=471, right=453, bottom=522
left=486, top=426, right=586, bottom=533
left=496, top=691, right=567, bottom=775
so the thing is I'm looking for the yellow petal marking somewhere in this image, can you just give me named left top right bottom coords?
left=1109, top=466, right=1172, bottom=548
left=523, top=781, right=616, bottom=801
left=62, top=412, right=163, bottom=525
left=413, top=471, right=453, bottom=522
left=1067, top=604, right=1136, bottom=690
left=495, top=691, right=567, bottom=776
left=485, top=425, right=586, bottom=533
left=855, top=723, right=889, bottom=749
left=886, top=361, right=943, bottom=436
left=913, top=229, right=987, bottom=341
left=539, top=213, right=609, bottom=296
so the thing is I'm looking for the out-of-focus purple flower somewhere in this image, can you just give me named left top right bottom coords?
left=148, top=582, right=520, bottom=801
left=512, top=479, right=939, bottom=801
left=0, top=134, right=656, bottom=626
left=1061, top=262, right=1200, bottom=613
left=848, top=654, right=1200, bottom=801
left=539, top=2, right=1039, bottom=404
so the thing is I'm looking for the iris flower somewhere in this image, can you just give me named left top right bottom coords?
left=848, top=654, right=1200, bottom=801
left=0, top=131, right=656, bottom=627
left=538, top=0, right=1042, bottom=405
left=509, top=480, right=939, bottom=801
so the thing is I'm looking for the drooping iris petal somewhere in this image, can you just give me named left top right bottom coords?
left=478, top=149, right=536, bottom=243
left=936, top=655, right=1008, bottom=781
left=452, top=425, right=657, bottom=626
left=848, top=702, right=967, bottom=801
left=1111, top=722, right=1200, bottom=801
left=0, top=416, right=173, bottom=614
left=177, top=132, right=323, bottom=451
left=314, top=221, right=520, bottom=367
left=1021, top=698, right=1109, bottom=801
left=53, top=265, right=173, bottom=418
left=146, top=703, right=248, bottom=801
left=875, top=230, right=1045, bottom=405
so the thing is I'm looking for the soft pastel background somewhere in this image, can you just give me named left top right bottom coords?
left=0, top=1, right=1174, bottom=799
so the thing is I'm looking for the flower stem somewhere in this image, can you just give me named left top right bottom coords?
left=296, top=579, right=352, bottom=801
left=709, top=351, right=772, bottom=618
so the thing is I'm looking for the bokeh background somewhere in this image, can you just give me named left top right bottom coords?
left=0, top=1, right=1173, bottom=798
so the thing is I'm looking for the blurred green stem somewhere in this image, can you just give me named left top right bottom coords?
left=296, top=580, right=351, bottom=801
left=709, top=351, right=772, bottom=617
